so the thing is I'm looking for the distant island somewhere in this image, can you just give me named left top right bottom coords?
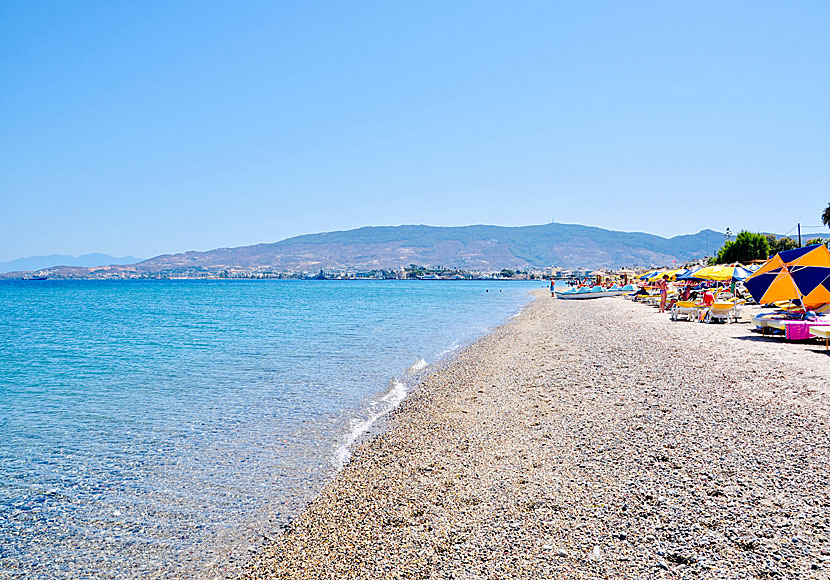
left=1, top=223, right=724, bottom=279
left=0, top=253, right=142, bottom=274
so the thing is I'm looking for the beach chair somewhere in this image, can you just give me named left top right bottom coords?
left=642, top=293, right=659, bottom=306
left=704, top=301, right=740, bottom=323
left=810, top=327, right=830, bottom=350
left=753, top=312, right=788, bottom=335
left=767, top=319, right=830, bottom=341
left=670, top=300, right=703, bottom=322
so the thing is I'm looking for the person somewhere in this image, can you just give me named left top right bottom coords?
left=550, top=278, right=555, bottom=297
left=703, top=289, right=715, bottom=305
left=657, top=275, right=669, bottom=313
left=680, top=285, right=691, bottom=301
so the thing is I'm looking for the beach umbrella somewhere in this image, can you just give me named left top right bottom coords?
left=744, top=244, right=830, bottom=309
left=675, top=266, right=703, bottom=280
left=692, top=264, right=753, bottom=282
left=645, top=269, right=678, bottom=281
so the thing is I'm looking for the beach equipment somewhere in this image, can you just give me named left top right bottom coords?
left=640, top=268, right=685, bottom=282
left=810, top=326, right=830, bottom=350
left=753, top=312, right=790, bottom=335
left=675, top=266, right=703, bottom=280
left=744, top=244, right=830, bottom=309
left=670, top=300, right=706, bottom=322
left=691, top=265, right=753, bottom=282
left=638, top=269, right=663, bottom=281
left=703, top=301, right=741, bottom=323
left=765, top=318, right=830, bottom=341
left=669, top=267, right=691, bottom=279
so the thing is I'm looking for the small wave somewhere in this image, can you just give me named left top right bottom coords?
left=333, top=377, right=409, bottom=469
left=406, top=358, right=428, bottom=374
left=437, top=340, right=464, bottom=357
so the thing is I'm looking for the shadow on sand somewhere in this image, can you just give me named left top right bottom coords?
left=732, top=334, right=830, bottom=354
left=732, top=334, right=783, bottom=343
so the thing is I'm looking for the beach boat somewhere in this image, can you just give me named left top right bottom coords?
left=555, top=284, right=635, bottom=300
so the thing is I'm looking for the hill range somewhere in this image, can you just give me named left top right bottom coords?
left=0, top=253, right=141, bottom=274
left=8, top=223, right=724, bottom=278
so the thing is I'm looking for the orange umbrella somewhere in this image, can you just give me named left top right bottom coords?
left=744, top=244, right=830, bottom=308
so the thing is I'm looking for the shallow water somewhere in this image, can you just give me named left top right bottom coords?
left=0, top=279, right=540, bottom=578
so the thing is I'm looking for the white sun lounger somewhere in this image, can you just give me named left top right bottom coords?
left=809, top=326, right=830, bottom=350
left=704, top=302, right=740, bottom=323
left=670, top=301, right=705, bottom=322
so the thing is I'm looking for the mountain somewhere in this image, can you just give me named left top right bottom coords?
left=134, top=224, right=723, bottom=272
left=0, top=253, right=142, bottom=274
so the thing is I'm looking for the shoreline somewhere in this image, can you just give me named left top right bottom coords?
left=244, top=291, right=830, bottom=579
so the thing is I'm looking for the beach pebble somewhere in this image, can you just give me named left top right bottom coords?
left=241, top=295, right=830, bottom=580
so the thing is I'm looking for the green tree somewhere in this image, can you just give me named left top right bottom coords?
left=823, top=202, right=830, bottom=229
left=499, top=269, right=515, bottom=278
left=714, top=231, right=770, bottom=264
left=806, top=237, right=829, bottom=247
left=764, top=234, right=799, bottom=255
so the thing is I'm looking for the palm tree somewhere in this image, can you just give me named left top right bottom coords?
left=824, top=202, right=830, bottom=229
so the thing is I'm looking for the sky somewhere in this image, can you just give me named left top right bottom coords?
left=1, top=1, right=829, bottom=261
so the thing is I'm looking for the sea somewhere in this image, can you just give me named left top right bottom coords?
left=0, top=279, right=547, bottom=578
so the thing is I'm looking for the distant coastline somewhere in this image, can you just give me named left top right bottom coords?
left=0, top=222, right=725, bottom=280
left=4, top=269, right=559, bottom=282
left=0, top=253, right=141, bottom=274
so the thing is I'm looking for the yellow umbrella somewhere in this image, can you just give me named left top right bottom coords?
left=692, top=265, right=753, bottom=282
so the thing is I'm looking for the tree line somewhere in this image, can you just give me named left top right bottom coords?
left=710, top=202, right=830, bottom=264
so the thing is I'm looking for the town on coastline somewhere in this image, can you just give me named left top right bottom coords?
left=8, top=263, right=669, bottom=281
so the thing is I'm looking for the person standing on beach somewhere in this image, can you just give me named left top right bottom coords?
left=550, top=278, right=555, bottom=297
left=657, top=275, right=669, bottom=313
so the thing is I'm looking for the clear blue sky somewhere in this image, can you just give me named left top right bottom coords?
left=2, top=1, right=828, bottom=261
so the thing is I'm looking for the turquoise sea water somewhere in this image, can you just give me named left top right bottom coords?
left=0, top=279, right=541, bottom=578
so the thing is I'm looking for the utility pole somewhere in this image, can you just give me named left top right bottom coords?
left=798, top=223, right=802, bottom=247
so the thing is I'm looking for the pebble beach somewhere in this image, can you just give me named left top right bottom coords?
left=244, top=290, right=830, bottom=579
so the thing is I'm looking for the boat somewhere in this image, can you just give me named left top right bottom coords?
left=21, top=274, right=47, bottom=281
left=554, top=284, right=635, bottom=300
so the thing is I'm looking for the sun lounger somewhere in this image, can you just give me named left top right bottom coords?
left=703, top=301, right=740, bottom=323
left=765, top=319, right=830, bottom=340
left=810, top=326, right=830, bottom=350
left=670, top=300, right=705, bottom=322
left=754, top=313, right=788, bottom=335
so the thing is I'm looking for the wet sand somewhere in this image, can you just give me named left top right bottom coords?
left=244, top=291, right=830, bottom=579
